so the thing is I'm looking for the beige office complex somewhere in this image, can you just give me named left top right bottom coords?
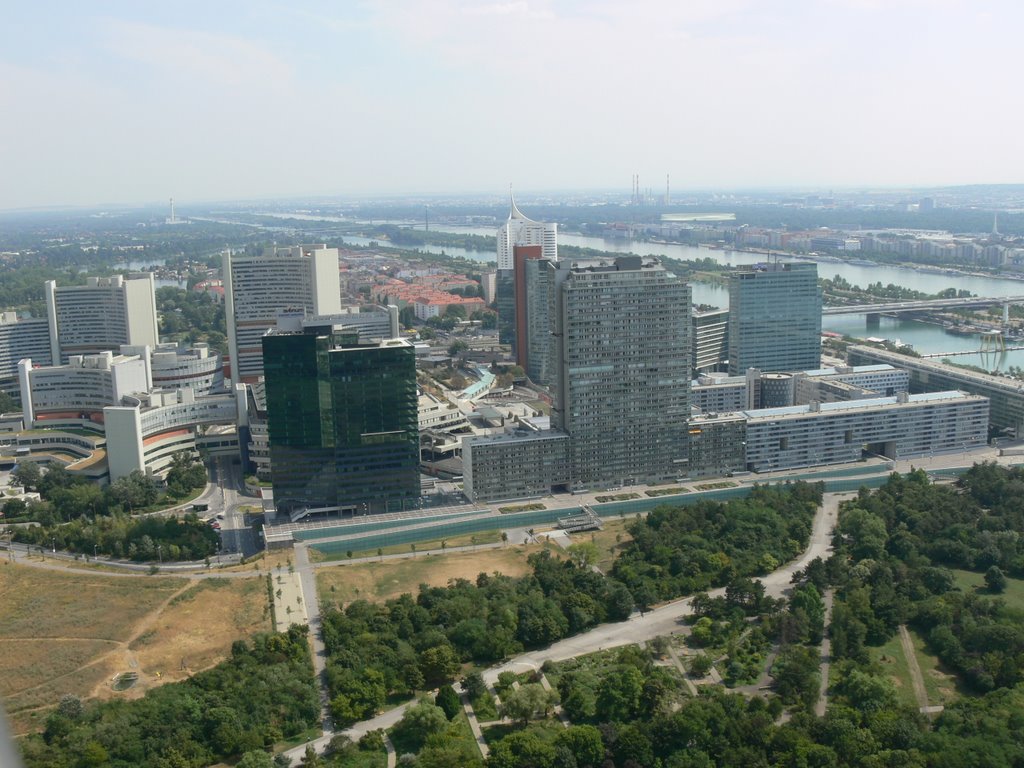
left=223, top=245, right=341, bottom=382
left=45, top=274, right=159, bottom=363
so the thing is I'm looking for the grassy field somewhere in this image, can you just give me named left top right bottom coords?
left=577, top=518, right=633, bottom=572
left=312, top=529, right=505, bottom=562
left=954, top=568, right=1024, bottom=612
left=870, top=633, right=919, bottom=709
left=316, top=545, right=544, bottom=605
left=128, top=576, right=269, bottom=684
left=870, top=627, right=959, bottom=710
left=0, top=563, right=269, bottom=735
left=905, top=626, right=961, bottom=706
left=391, top=709, right=479, bottom=760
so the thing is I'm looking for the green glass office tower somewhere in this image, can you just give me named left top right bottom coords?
left=727, top=263, right=821, bottom=375
left=262, top=327, right=419, bottom=515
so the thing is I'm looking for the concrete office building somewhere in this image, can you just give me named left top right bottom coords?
left=727, top=263, right=821, bottom=375
left=688, top=413, right=747, bottom=479
left=847, top=344, right=1024, bottom=437
left=462, top=430, right=569, bottom=501
left=743, top=391, right=988, bottom=472
left=45, top=274, right=159, bottom=363
left=692, top=308, right=729, bottom=373
left=18, top=352, right=150, bottom=427
left=0, top=312, right=51, bottom=397
left=119, top=342, right=223, bottom=395
left=691, top=373, right=749, bottom=414
left=524, top=254, right=554, bottom=385
left=552, top=256, right=691, bottom=487
left=105, top=388, right=240, bottom=481
left=262, top=325, right=418, bottom=518
left=691, top=364, right=911, bottom=416
left=224, top=245, right=342, bottom=382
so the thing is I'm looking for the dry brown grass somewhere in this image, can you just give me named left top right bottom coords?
left=126, top=577, right=269, bottom=687
left=316, top=545, right=543, bottom=606
left=0, top=562, right=269, bottom=735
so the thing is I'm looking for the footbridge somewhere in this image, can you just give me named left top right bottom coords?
left=822, top=295, right=1024, bottom=316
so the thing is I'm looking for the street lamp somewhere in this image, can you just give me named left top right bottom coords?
left=51, top=537, right=56, bottom=554
left=157, top=544, right=163, bottom=564
left=93, top=543, right=98, bottom=560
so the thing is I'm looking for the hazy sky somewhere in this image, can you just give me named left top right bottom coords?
left=1, top=1, right=1020, bottom=209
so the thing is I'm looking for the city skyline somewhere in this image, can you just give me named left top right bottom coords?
left=2, top=1, right=1022, bottom=210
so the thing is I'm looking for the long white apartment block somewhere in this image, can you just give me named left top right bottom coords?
left=223, top=245, right=341, bottom=382
left=45, top=274, right=159, bottom=363
left=742, top=391, right=989, bottom=472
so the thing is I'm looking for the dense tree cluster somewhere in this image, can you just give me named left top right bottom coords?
left=155, top=286, right=227, bottom=353
left=9, top=456, right=214, bottom=561
left=319, top=551, right=634, bottom=727
left=612, top=482, right=823, bottom=603
left=19, top=627, right=320, bottom=768
left=830, top=465, right=1024, bottom=692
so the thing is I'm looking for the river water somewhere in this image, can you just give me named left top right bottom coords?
left=388, top=226, right=1024, bottom=371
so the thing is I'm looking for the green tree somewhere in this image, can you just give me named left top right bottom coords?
left=501, top=683, right=558, bottom=725
left=985, top=565, right=1008, bottom=593
left=419, top=644, right=459, bottom=687
left=237, top=750, right=275, bottom=768
left=435, top=684, right=462, bottom=720
left=392, top=698, right=448, bottom=751
left=12, top=460, right=41, bottom=490
left=554, top=724, right=604, bottom=767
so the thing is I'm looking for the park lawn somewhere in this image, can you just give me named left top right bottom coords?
left=580, top=518, right=633, bottom=573
left=312, top=529, right=505, bottom=562
left=327, top=748, right=387, bottom=767
left=316, top=546, right=539, bottom=605
left=482, top=717, right=564, bottom=747
left=953, top=568, right=1024, bottom=612
left=906, top=626, right=961, bottom=706
left=542, top=647, right=627, bottom=690
left=0, top=562, right=185, bottom=641
left=869, top=633, right=918, bottom=709
left=390, top=709, right=480, bottom=760
left=0, top=565, right=271, bottom=735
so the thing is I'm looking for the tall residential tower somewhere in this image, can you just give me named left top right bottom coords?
left=551, top=255, right=691, bottom=487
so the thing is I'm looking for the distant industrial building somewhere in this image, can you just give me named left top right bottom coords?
left=262, top=324, right=418, bottom=518
left=727, top=263, right=821, bottom=375
left=45, top=274, right=159, bottom=363
left=224, top=245, right=342, bottom=382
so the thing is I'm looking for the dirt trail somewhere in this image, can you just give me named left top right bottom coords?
left=86, top=581, right=197, bottom=698
left=898, top=624, right=929, bottom=711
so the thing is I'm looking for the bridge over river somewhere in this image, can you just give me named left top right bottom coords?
left=822, top=295, right=1024, bottom=316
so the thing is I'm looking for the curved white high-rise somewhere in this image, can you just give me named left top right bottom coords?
left=496, top=191, right=557, bottom=270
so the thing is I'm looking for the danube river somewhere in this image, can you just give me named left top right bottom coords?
left=373, top=226, right=1024, bottom=371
